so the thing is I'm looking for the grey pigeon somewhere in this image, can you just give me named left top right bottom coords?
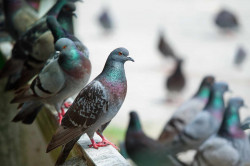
left=3, top=0, right=38, bottom=40
left=159, top=76, right=215, bottom=143
left=192, top=97, right=250, bottom=166
left=0, top=0, right=80, bottom=90
left=234, top=46, right=247, bottom=66
left=98, top=8, right=113, bottom=32
left=125, top=111, right=186, bottom=166
left=164, top=82, right=229, bottom=154
left=215, top=9, right=239, bottom=31
left=11, top=37, right=91, bottom=124
left=46, top=47, right=134, bottom=166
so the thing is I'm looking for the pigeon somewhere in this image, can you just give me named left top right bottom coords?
left=164, top=82, right=229, bottom=154
left=46, top=47, right=134, bottom=166
left=158, top=31, right=176, bottom=59
left=11, top=37, right=91, bottom=124
left=166, top=58, right=186, bottom=98
left=98, top=8, right=113, bottom=32
left=159, top=75, right=215, bottom=143
left=125, top=111, right=186, bottom=166
left=57, top=2, right=76, bottom=34
left=0, top=0, right=79, bottom=90
left=3, top=0, right=38, bottom=40
left=234, top=46, right=247, bottom=66
left=192, top=97, right=250, bottom=166
left=214, top=9, right=239, bottom=31
left=241, top=117, right=250, bottom=130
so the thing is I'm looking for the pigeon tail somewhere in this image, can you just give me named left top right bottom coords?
left=47, top=127, right=83, bottom=153
left=12, top=101, right=43, bottom=124
left=55, top=136, right=80, bottom=166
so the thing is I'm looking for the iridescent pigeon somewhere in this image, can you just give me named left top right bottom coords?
left=192, top=97, right=250, bottom=166
left=11, top=37, right=91, bottom=124
left=164, top=82, right=229, bottom=154
left=3, top=0, right=38, bottom=40
left=215, top=9, right=239, bottom=31
left=159, top=75, right=215, bottom=143
left=125, top=111, right=186, bottom=166
left=0, top=0, right=79, bottom=90
left=46, top=47, right=134, bottom=166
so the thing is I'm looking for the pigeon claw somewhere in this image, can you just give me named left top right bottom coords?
left=97, top=138, right=119, bottom=150
left=89, top=139, right=99, bottom=149
left=64, top=102, right=72, bottom=108
left=57, top=112, right=63, bottom=124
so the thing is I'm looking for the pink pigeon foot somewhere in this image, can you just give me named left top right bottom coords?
left=88, top=138, right=100, bottom=149
left=64, top=102, right=72, bottom=108
left=57, top=112, right=63, bottom=124
left=97, top=133, right=119, bottom=150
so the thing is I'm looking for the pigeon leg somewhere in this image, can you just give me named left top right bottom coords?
left=60, top=107, right=65, bottom=116
left=64, top=102, right=72, bottom=108
left=96, top=132, right=119, bottom=150
left=88, top=138, right=99, bottom=149
left=57, top=111, right=62, bottom=124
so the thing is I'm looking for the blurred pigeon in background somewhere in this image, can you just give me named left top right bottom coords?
left=241, top=117, right=250, bottom=130
left=215, top=9, right=239, bottom=31
left=158, top=31, right=176, bottom=59
left=234, top=46, right=247, bottom=66
left=159, top=75, right=215, bottom=143
left=192, top=97, right=249, bottom=166
left=98, top=7, right=113, bottom=32
left=3, top=0, right=38, bottom=40
left=11, top=37, right=91, bottom=124
left=125, top=111, right=186, bottom=166
left=46, top=47, right=133, bottom=165
left=166, top=58, right=186, bottom=100
left=164, top=82, right=229, bottom=154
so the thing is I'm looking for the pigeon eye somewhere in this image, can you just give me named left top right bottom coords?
left=63, top=45, right=67, bottom=49
left=118, top=52, right=122, bottom=56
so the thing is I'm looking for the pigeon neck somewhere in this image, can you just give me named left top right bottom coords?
left=45, top=0, right=67, bottom=18
left=194, top=86, right=211, bottom=101
left=204, top=90, right=225, bottom=120
left=129, top=116, right=142, bottom=132
left=3, top=0, right=22, bottom=13
left=101, top=61, right=126, bottom=82
left=219, top=105, right=245, bottom=138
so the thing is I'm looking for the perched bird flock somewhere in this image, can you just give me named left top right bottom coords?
left=0, top=0, right=250, bottom=166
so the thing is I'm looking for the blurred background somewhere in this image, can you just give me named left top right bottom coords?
left=1, top=0, right=250, bottom=165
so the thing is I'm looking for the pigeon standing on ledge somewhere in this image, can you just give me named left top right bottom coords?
left=192, top=97, right=249, bottom=166
left=125, top=111, right=186, bottom=166
left=11, top=38, right=91, bottom=124
left=164, top=82, right=229, bottom=154
left=159, top=76, right=215, bottom=143
left=46, top=47, right=134, bottom=166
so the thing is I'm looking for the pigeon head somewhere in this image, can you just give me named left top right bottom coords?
left=60, top=2, right=77, bottom=17
left=228, top=97, right=245, bottom=110
left=128, top=111, right=142, bottom=132
left=55, top=38, right=75, bottom=51
left=195, top=75, right=215, bottom=99
left=219, top=97, right=245, bottom=138
left=107, top=47, right=134, bottom=63
left=213, top=82, right=229, bottom=94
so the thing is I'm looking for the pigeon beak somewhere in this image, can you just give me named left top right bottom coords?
left=72, top=13, right=77, bottom=18
left=228, top=89, right=233, bottom=93
left=126, top=57, right=134, bottom=62
left=243, top=105, right=248, bottom=109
